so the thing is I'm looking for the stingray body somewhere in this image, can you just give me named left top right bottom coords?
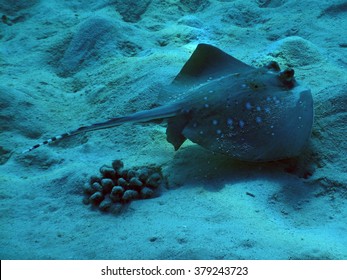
left=24, top=44, right=313, bottom=162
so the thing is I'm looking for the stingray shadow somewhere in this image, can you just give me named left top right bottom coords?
left=163, top=143, right=318, bottom=201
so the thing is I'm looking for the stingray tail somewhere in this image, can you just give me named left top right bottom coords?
left=22, top=116, right=126, bottom=153
left=22, top=104, right=181, bottom=153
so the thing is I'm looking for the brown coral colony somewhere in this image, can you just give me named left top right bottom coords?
left=83, top=160, right=163, bottom=214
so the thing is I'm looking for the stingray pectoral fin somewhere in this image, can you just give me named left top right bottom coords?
left=173, top=43, right=254, bottom=86
left=166, top=115, right=190, bottom=150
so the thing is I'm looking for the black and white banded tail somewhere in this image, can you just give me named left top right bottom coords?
left=22, top=104, right=182, bottom=153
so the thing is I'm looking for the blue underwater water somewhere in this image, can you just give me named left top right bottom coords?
left=0, top=0, right=346, bottom=260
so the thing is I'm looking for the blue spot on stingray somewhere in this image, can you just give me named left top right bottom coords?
left=239, top=120, right=245, bottom=128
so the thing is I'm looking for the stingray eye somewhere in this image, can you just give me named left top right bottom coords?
left=279, top=69, right=294, bottom=81
left=266, top=61, right=281, bottom=72
left=278, top=68, right=295, bottom=88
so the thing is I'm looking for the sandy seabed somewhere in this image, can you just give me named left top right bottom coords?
left=0, top=0, right=346, bottom=259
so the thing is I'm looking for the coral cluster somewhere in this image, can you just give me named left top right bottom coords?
left=83, top=160, right=164, bottom=214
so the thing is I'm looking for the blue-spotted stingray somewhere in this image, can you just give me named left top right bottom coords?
left=23, top=44, right=314, bottom=162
